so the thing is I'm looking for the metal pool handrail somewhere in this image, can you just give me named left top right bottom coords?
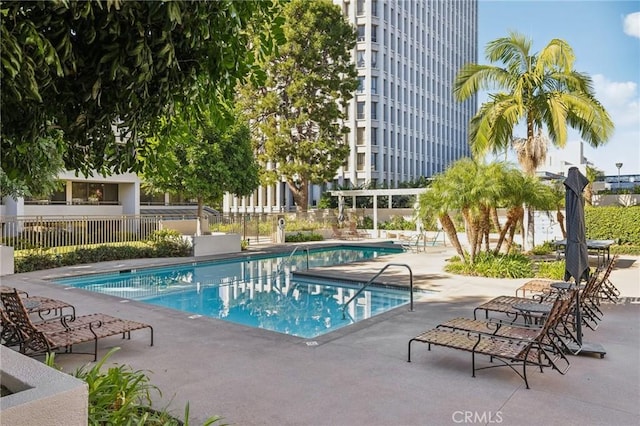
left=272, top=246, right=310, bottom=286
left=342, top=263, right=414, bottom=319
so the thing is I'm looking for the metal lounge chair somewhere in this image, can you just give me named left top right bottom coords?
left=0, top=289, right=153, bottom=361
left=436, top=289, right=581, bottom=356
left=0, top=285, right=76, bottom=320
left=514, top=256, right=618, bottom=302
left=473, top=265, right=609, bottom=330
left=408, top=294, right=573, bottom=389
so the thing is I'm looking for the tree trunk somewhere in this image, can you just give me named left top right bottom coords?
left=526, top=206, right=535, bottom=251
left=584, top=183, right=593, bottom=206
left=287, top=179, right=309, bottom=212
left=493, top=205, right=523, bottom=255
left=197, top=197, right=204, bottom=236
left=557, top=209, right=566, bottom=239
left=439, top=214, right=466, bottom=261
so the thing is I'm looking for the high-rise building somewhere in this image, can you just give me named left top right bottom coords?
left=223, top=0, right=478, bottom=213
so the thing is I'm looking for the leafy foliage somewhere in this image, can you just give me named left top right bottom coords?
left=285, top=232, right=323, bottom=243
left=444, top=252, right=533, bottom=279
left=1, top=0, right=283, bottom=197
left=240, top=0, right=359, bottom=211
left=585, top=206, right=640, bottom=245
left=141, top=104, right=259, bottom=219
left=15, top=230, right=191, bottom=272
left=534, top=260, right=566, bottom=280
left=47, top=349, right=225, bottom=425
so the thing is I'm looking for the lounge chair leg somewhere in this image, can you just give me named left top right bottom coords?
left=471, top=352, right=476, bottom=378
left=408, top=339, right=413, bottom=362
left=523, top=361, right=529, bottom=389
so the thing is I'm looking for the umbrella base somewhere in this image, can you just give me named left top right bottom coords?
left=565, top=340, right=607, bottom=358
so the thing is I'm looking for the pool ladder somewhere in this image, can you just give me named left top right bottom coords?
left=271, top=246, right=310, bottom=287
left=342, top=263, right=414, bottom=319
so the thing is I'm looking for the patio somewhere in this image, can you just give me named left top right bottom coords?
left=2, top=244, right=638, bottom=425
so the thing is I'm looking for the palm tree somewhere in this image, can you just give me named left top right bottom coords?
left=493, top=169, right=555, bottom=254
left=417, top=158, right=504, bottom=263
left=585, top=165, right=604, bottom=205
left=454, top=31, right=614, bottom=250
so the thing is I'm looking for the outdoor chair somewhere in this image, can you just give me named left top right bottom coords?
left=408, top=294, right=573, bottom=389
left=347, top=221, right=368, bottom=239
left=0, top=289, right=153, bottom=361
left=331, top=223, right=349, bottom=240
left=0, top=285, right=76, bottom=320
left=514, top=256, right=618, bottom=302
left=436, top=289, right=582, bottom=356
left=474, top=266, right=608, bottom=332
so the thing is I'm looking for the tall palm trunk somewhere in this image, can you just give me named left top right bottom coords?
left=557, top=209, right=566, bottom=239
left=493, top=206, right=522, bottom=255
left=439, top=213, right=466, bottom=261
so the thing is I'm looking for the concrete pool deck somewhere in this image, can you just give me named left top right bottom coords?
left=1, top=242, right=639, bottom=425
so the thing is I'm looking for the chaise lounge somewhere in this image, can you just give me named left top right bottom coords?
left=1, top=289, right=153, bottom=361
left=408, top=294, right=573, bottom=389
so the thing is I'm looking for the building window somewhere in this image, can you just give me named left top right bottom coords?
left=371, top=102, right=378, bottom=120
left=371, top=152, right=378, bottom=171
left=371, top=25, right=377, bottom=43
left=371, top=127, right=378, bottom=146
left=357, top=153, right=366, bottom=171
left=371, top=0, right=378, bottom=17
left=371, top=76, right=378, bottom=94
left=357, top=127, right=365, bottom=145
left=357, top=76, right=365, bottom=93
left=71, top=182, right=118, bottom=204
left=356, top=0, right=365, bottom=16
left=356, top=50, right=365, bottom=68
left=357, top=25, right=365, bottom=42
left=357, top=101, right=365, bottom=120
left=371, top=50, right=378, bottom=69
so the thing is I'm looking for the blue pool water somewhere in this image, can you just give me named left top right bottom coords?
left=53, top=246, right=415, bottom=338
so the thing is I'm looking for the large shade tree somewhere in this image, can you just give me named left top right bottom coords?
left=453, top=31, right=614, bottom=249
left=240, top=0, right=359, bottom=212
left=1, top=0, right=282, bottom=197
left=140, top=95, right=260, bottom=232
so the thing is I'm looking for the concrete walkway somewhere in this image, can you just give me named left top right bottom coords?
left=2, top=243, right=639, bottom=425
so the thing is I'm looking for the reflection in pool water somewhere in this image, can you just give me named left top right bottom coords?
left=54, top=246, right=418, bottom=338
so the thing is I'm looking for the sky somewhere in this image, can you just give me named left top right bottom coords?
left=478, top=0, right=640, bottom=176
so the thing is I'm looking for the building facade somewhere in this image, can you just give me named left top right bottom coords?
left=224, top=0, right=478, bottom=213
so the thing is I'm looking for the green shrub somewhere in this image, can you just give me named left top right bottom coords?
left=534, top=260, right=565, bottom=280
left=378, top=215, right=416, bottom=231
left=586, top=206, right=640, bottom=245
left=285, top=232, right=324, bottom=243
left=530, top=241, right=555, bottom=255
left=444, top=252, right=533, bottom=278
left=147, top=230, right=192, bottom=257
left=46, top=349, right=224, bottom=426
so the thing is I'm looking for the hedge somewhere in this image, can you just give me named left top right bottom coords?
left=585, top=206, right=640, bottom=245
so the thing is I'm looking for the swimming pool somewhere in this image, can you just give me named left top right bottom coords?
left=53, top=246, right=416, bottom=339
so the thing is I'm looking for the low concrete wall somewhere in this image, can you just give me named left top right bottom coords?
left=592, top=194, right=640, bottom=206
left=0, top=346, right=88, bottom=425
left=1, top=245, right=14, bottom=276
left=192, top=233, right=241, bottom=257
left=160, top=219, right=199, bottom=235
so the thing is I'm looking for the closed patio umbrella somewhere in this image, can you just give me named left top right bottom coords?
left=564, top=167, right=589, bottom=284
left=563, top=167, right=605, bottom=356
